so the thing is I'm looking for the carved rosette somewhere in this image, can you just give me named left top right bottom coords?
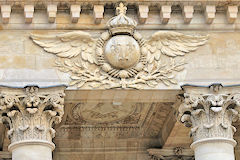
left=0, top=86, right=65, bottom=150
left=178, top=84, right=240, bottom=142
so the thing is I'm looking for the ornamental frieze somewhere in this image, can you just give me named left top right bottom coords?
left=70, top=102, right=142, bottom=124
left=55, top=102, right=173, bottom=139
left=31, top=3, right=208, bottom=89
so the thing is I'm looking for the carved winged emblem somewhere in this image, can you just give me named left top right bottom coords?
left=31, top=3, right=208, bottom=89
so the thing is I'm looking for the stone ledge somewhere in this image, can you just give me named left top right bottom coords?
left=0, top=1, right=240, bottom=26
left=2, top=0, right=240, bottom=7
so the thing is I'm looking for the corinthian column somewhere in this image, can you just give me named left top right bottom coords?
left=0, top=86, right=65, bottom=160
left=178, top=84, right=240, bottom=160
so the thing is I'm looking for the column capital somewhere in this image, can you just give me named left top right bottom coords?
left=0, top=85, right=65, bottom=151
left=178, top=84, right=240, bottom=142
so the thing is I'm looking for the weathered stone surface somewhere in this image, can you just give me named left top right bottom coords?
left=47, top=5, right=57, bottom=23
left=0, top=86, right=66, bottom=160
left=70, top=5, right=81, bottom=23
left=52, top=102, right=174, bottom=160
left=28, top=4, right=208, bottom=90
left=1, top=5, right=11, bottom=24
left=0, top=1, right=240, bottom=160
left=178, top=84, right=240, bottom=160
left=0, top=30, right=239, bottom=89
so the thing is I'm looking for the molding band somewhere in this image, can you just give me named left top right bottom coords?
left=8, top=140, right=55, bottom=152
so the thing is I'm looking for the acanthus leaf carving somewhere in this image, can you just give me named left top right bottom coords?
left=30, top=3, right=208, bottom=89
left=0, top=86, right=65, bottom=145
left=178, top=84, right=240, bottom=142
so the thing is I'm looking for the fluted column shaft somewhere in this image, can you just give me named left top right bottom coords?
left=0, top=86, right=65, bottom=160
left=178, top=84, right=240, bottom=160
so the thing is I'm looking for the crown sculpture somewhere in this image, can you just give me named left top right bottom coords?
left=107, top=3, right=137, bottom=35
left=31, top=3, right=208, bottom=89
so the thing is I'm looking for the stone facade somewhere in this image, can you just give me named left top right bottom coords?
left=0, top=1, right=240, bottom=160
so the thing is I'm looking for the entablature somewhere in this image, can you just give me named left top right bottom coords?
left=1, top=0, right=240, bottom=30
left=3, top=0, right=240, bottom=9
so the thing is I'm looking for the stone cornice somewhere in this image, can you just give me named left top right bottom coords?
left=0, top=0, right=240, bottom=27
left=2, top=0, right=240, bottom=7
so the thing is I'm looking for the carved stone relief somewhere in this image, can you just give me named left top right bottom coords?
left=178, top=84, right=240, bottom=142
left=143, top=102, right=173, bottom=138
left=71, top=102, right=140, bottom=124
left=0, top=86, right=65, bottom=148
left=55, top=102, right=173, bottom=139
left=148, top=148, right=194, bottom=160
left=149, top=153, right=194, bottom=160
left=30, top=3, right=208, bottom=89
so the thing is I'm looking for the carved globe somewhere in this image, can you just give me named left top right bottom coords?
left=104, top=35, right=140, bottom=69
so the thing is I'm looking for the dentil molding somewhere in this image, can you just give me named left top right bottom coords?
left=0, top=1, right=240, bottom=25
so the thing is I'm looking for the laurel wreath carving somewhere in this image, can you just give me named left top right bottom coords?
left=30, top=3, right=208, bottom=89
left=54, top=56, right=185, bottom=89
